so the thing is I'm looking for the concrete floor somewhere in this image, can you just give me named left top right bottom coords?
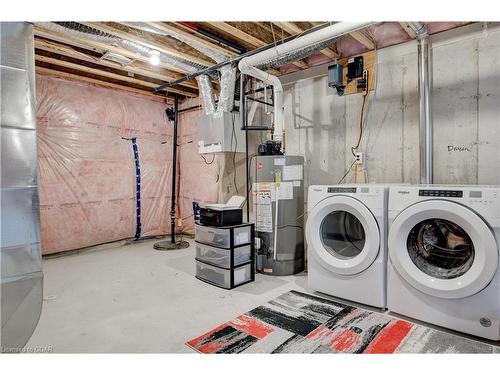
left=27, top=238, right=499, bottom=353
left=27, top=238, right=308, bottom=353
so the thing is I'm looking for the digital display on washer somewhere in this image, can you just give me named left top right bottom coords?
left=419, top=189, right=463, bottom=198
left=469, top=191, right=482, bottom=198
left=328, top=187, right=357, bottom=193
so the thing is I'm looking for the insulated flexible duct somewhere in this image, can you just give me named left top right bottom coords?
left=123, top=22, right=237, bottom=114
left=38, top=22, right=210, bottom=96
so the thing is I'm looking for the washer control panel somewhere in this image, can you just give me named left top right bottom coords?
left=419, top=189, right=463, bottom=198
left=328, top=187, right=357, bottom=194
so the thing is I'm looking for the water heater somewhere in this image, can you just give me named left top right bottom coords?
left=253, top=155, right=304, bottom=276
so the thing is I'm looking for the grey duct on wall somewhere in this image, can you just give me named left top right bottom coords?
left=1, top=22, right=43, bottom=352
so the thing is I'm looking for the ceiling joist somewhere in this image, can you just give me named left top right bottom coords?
left=146, top=22, right=237, bottom=58
left=36, top=66, right=170, bottom=101
left=271, top=22, right=338, bottom=60
left=35, top=54, right=197, bottom=97
left=34, top=38, right=199, bottom=90
left=34, top=24, right=194, bottom=75
left=80, top=22, right=214, bottom=67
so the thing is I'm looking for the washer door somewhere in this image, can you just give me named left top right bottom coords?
left=306, top=195, right=380, bottom=275
left=389, top=200, right=498, bottom=299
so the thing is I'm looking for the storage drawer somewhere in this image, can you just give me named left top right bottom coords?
left=196, top=242, right=252, bottom=269
left=195, top=261, right=252, bottom=289
left=195, top=224, right=251, bottom=249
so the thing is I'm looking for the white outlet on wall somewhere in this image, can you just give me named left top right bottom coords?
left=354, top=152, right=363, bottom=165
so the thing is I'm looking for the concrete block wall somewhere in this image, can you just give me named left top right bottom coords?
left=280, top=22, right=500, bottom=192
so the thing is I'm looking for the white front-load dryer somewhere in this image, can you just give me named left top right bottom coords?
left=306, top=184, right=389, bottom=308
left=387, top=185, right=500, bottom=340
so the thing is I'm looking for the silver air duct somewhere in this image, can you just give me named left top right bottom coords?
left=123, top=22, right=236, bottom=114
left=409, top=22, right=433, bottom=184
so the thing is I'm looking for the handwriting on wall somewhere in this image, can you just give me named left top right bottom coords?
left=447, top=144, right=475, bottom=153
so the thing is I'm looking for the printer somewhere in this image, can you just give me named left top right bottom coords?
left=199, top=196, right=245, bottom=227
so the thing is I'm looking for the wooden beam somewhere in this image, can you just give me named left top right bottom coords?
left=271, top=22, right=338, bottom=60
left=399, top=22, right=417, bottom=39
left=208, top=22, right=307, bottom=69
left=34, top=24, right=192, bottom=75
left=350, top=30, right=376, bottom=50
left=147, top=22, right=236, bottom=58
left=272, top=22, right=303, bottom=35
left=209, top=22, right=266, bottom=49
left=35, top=54, right=197, bottom=97
left=81, top=22, right=213, bottom=67
left=34, top=38, right=198, bottom=90
left=36, top=66, right=170, bottom=102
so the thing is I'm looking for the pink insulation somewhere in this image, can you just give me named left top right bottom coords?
left=36, top=74, right=174, bottom=254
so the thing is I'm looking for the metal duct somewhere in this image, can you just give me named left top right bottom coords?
left=123, top=22, right=237, bottom=114
left=196, top=75, right=217, bottom=114
left=239, top=22, right=375, bottom=146
left=409, top=22, right=433, bottom=184
left=38, top=22, right=206, bottom=77
left=1, top=22, right=43, bottom=352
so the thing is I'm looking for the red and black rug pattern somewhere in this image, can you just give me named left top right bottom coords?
left=187, top=290, right=499, bottom=354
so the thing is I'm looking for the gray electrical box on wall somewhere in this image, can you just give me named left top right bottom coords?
left=197, top=112, right=246, bottom=154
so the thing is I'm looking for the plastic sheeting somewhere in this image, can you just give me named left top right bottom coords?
left=36, top=75, right=174, bottom=254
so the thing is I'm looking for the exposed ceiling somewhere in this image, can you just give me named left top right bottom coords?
left=34, top=22, right=471, bottom=101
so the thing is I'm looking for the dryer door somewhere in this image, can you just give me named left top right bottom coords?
left=389, top=200, right=498, bottom=299
left=306, top=195, right=381, bottom=275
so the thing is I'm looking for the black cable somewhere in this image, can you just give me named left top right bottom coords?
left=351, top=71, right=370, bottom=157
left=338, top=159, right=357, bottom=184
left=201, top=153, right=216, bottom=165
left=351, top=93, right=368, bottom=157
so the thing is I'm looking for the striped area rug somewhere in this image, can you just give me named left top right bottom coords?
left=187, top=290, right=500, bottom=354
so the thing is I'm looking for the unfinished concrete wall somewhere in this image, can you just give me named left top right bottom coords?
left=281, top=22, right=500, bottom=195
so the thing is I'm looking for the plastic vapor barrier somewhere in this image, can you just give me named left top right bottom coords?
left=36, top=75, right=174, bottom=254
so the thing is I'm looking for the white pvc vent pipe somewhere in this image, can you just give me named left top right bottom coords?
left=238, top=22, right=375, bottom=146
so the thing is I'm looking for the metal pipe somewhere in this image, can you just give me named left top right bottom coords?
left=154, top=22, right=335, bottom=92
left=241, top=74, right=250, bottom=222
left=409, top=22, right=433, bottom=184
left=170, top=97, right=179, bottom=243
left=179, top=22, right=246, bottom=54
left=239, top=21, right=376, bottom=147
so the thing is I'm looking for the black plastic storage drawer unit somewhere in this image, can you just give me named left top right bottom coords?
left=195, top=223, right=255, bottom=289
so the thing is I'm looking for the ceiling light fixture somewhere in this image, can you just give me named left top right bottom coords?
left=149, top=50, right=160, bottom=66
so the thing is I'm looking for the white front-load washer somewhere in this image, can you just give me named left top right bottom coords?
left=387, top=185, right=500, bottom=340
left=306, top=184, right=389, bottom=308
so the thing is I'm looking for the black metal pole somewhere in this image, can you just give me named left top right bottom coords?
left=170, top=96, right=179, bottom=243
left=241, top=74, right=250, bottom=223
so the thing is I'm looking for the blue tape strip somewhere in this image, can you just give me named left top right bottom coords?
left=131, top=138, right=141, bottom=240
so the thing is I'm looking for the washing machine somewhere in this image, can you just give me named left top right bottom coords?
left=306, top=184, right=389, bottom=308
left=387, top=185, right=500, bottom=340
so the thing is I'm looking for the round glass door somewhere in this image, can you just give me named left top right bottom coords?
left=306, top=195, right=380, bottom=275
left=321, top=211, right=366, bottom=260
left=407, top=219, right=475, bottom=280
left=388, top=200, right=498, bottom=299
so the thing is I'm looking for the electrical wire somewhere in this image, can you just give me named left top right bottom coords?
left=337, top=159, right=357, bottom=184
left=351, top=88, right=369, bottom=157
left=201, top=153, right=215, bottom=164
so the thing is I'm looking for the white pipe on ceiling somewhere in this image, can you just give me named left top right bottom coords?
left=238, top=22, right=376, bottom=148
